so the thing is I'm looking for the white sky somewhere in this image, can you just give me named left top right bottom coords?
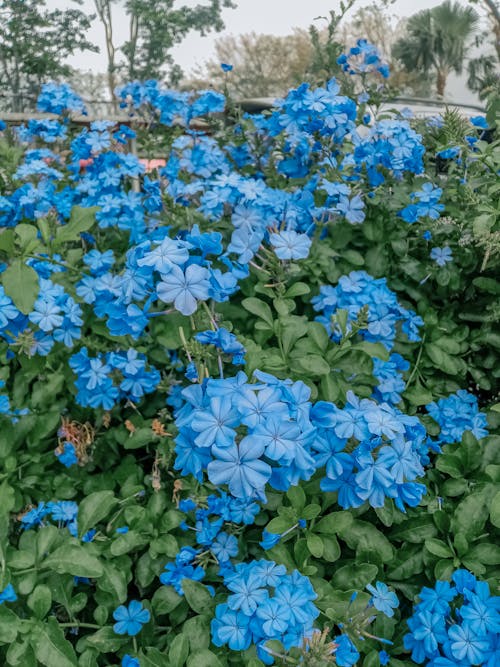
left=48, top=0, right=482, bottom=102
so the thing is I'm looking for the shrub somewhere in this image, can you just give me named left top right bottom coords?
left=0, top=65, right=498, bottom=667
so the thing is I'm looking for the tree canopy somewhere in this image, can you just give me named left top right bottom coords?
left=0, top=0, right=97, bottom=111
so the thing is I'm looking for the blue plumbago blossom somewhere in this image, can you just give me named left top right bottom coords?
left=430, top=246, right=453, bottom=267
left=195, top=328, right=246, bottom=365
left=373, top=354, right=410, bottom=405
left=426, top=390, right=488, bottom=444
left=172, top=370, right=317, bottom=500
left=159, top=492, right=259, bottom=594
left=0, top=583, right=17, bottom=604
left=212, top=560, right=319, bottom=661
left=404, top=570, right=500, bottom=666
left=18, top=499, right=96, bottom=541
left=312, top=270, right=423, bottom=350
left=55, top=442, right=78, bottom=467
left=312, top=390, right=429, bottom=510
left=366, top=581, right=399, bottom=617
left=37, top=82, right=87, bottom=115
left=69, top=347, right=160, bottom=409
left=113, top=600, right=150, bottom=636
left=399, top=183, right=444, bottom=223
left=269, top=230, right=312, bottom=260
left=173, top=367, right=428, bottom=511
left=337, top=39, right=390, bottom=79
left=122, top=656, right=140, bottom=667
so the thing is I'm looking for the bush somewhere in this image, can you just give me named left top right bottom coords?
left=0, top=64, right=498, bottom=667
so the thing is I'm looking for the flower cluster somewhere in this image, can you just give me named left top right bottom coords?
left=69, top=348, right=160, bottom=409
left=172, top=370, right=317, bottom=499
left=372, top=353, right=410, bottom=405
left=312, top=391, right=428, bottom=510
left=117, top=80, right=225, bottom=126
left=404, top=569, right=500, bottom=666
left=312, top=270, right=423, bottom=349
left=18, top=500, right=96, bottom=542
left=211, top=559, right=320, bottom=663
left=426, top=390, right=489, bottom=444
left=400, top=183, right=444, bottom=223
left=160, top=492, right=259, bottom=594
left=337, top=39, right=390, bottom=79
left=37, top=82, right=87, bottom=115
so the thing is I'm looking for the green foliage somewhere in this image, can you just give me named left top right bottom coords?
left=0, top=0, right=97, bottom=112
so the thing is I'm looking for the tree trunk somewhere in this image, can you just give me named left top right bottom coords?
left=94, top=0, right=117, bottom=112
left=482, top=0, right=500, bottom=59
left=436, top=69, right=447, bottom=97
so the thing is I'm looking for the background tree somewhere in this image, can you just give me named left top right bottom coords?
left=0, top=0, right=97, bottom=112
left=190, top=31, right=313, bottom=97
left=392, top=0, right=480, bottom=97
left=467, top=0, right=500, bottom=101
left=337, top=4, right=432, bottom=96
left=94, top=0, right=236, bottom=102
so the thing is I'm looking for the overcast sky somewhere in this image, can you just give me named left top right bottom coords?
left=49, top=0, right=481, bottom=102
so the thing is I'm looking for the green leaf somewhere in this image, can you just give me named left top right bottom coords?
left=465, top=543, right=500, bottom=565
left=0, top=229, right=14, bottom=254
left=97, top=564, right=128, bottom=604
left=110, top=530, right=148, bottom=556
left=2, top=260, right=39, bottom=314
left=32, top=618, right=78, bottom=667
left=84, top=627, right=127, bottom=652
left=55, top=206, right=98, bottom=244
left=242, top=298, right=274, bottom=328
left=152, top=586, right=182, bottom=615
left=186, top=650, right=223, bottom=667
left=169, top=634, right=189, bottom=667
left=77, top=491, right=118, bottom=538
left=42, top=544, right=103, bottom=578
left=332, top=563, right=378, bottom=589
left=322, top=535, right=341, bottom=562
left=139, top=648, right=170, bottom=667
left=286, top=486, right=305, bottom=511
left=315, top=511, right=353, bottom=534
left=284, top=282, right=310, bottom=298
left=426, top=343, right=461, bottom=376
left=425, top=538, right=454, bottom=559
left=292, top=354, right=330, bottom=376
left=182, top=579, right=214, bottom=614
left=306, top=534, right=324, bottom=558
left=0, top=606, right=19, bottom=644
left=28, top=585, right=52, bottom=619
left=490, top=490, right=500, bottom=528
left=307, top=321, right=330, bottom=351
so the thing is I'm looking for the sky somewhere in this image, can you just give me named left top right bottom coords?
left=49, top=0, right=481, bottom=102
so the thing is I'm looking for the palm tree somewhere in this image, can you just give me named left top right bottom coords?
left=392, top=1, right=480, bottom=97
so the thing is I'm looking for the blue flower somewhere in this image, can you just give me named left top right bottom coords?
left=113, top=600, right=150, bottom=636
left=335, top=634, right=360, bottom=667
left=379, top=650, right=390, bottom=665
left=122, top=656, right=140, bottom=667
left=256, top=598, right=290, bottom=635
left=56, top=442, right=78, bottom=468
left=211, top=532, right=239, bottom=562
left=269, top=230, right=312, bottom=260
left=207, top=438, right=272, bottom=500
left=211, top=604, right=252, bottom=651
left=221, top=63, right=233, bottom=72
left=0, top=584, right=17, bottom=604
left=157, top=264, right=210, bottom=316
left=430, top=246, right=453, bottom=267
left=260, top=530, right=282, bottom=550
left=448, top=623, right=490, bottom=664
left=470, top=115, right=488, bottom=129
left=366, top=581, right=399, bottom=617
